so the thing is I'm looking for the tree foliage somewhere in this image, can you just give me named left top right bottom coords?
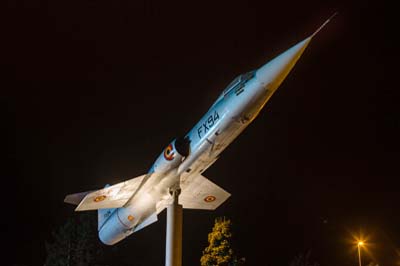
left=289, top=250, right=319, bottom=266
left=201, top=217, right=244, bottom=266
left=44, top=213, right=102, bottom=266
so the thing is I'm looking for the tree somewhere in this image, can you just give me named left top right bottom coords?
left=45, top=212, right=102, bottom=266
left=201, top=217, right=244, bottom=266
left=289, top=250, right=319, bottom=266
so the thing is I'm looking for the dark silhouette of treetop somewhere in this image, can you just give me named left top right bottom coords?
left=44, top=213, right=102, bottom=266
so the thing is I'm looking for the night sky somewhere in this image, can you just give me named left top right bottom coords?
left=2, top=0, right=397, bottom=265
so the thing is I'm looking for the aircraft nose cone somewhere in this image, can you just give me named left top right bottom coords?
left=255, top=37, right=312, bottom=88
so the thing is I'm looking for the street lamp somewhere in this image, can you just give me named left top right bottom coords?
left=357, top=241, right=364, bottom=266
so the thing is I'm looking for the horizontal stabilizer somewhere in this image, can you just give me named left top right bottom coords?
left=64, top=191, right=93, bottom=205
left=179, top=174, right=230, bottom=210
left=64, top=174, right=147, bottom=211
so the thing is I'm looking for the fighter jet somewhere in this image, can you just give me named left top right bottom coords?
left=65, top=16, right=334, bottom=245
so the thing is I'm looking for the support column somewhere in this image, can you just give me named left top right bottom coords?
left=165, top=187, right=182, bottom=266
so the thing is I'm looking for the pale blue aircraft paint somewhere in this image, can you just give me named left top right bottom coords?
left=65, top=17, right=333, bottom=245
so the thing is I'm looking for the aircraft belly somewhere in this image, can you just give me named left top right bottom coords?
left=211, top=120, right=247, bottom=156
left=241, top=84, right=275, bottom=122
left=180, top=115, right=248, bottom=177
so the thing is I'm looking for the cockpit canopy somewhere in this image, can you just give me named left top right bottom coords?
left=208, top=70, right=256, bottom=110
left=222, top=70, right=255, bottom=96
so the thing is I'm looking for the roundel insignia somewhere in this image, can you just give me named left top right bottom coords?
left=164, top=144, right=175, bottom=161
left=94, top=195, right=106, bottom=202
left=204, top=195, right=216, bottom=203
left=127, top=215, right=134, bottom=221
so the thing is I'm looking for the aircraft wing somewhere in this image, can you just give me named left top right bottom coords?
left=179, top=174, right=230, bottom=210
left=64, top=174, right=147, bottom=211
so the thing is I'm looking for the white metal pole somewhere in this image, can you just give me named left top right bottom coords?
left=165, top=188, right=182, bottom=266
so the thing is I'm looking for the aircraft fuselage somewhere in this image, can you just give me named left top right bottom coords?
left=68, top=31, right=320, bottom=245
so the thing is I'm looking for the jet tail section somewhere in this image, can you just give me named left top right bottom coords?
left=133, top=213, right=158, bottom=233
left=179, top=174, right=230, bottom=210
left=97, top=184, right=117, bottom=231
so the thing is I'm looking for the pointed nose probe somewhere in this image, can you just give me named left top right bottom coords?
left=255, top=13, right=336, bottom=88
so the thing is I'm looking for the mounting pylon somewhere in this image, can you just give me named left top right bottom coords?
left=165, top=187, right=182, bottom=266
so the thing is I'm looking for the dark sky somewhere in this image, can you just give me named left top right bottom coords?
left=2, top=0, right=397, bottom=265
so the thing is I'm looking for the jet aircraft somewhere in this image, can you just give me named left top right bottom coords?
left=65, top=17, right=334, bottom=245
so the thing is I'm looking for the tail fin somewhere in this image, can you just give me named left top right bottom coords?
left=97, top=184, right=117, bottom=231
